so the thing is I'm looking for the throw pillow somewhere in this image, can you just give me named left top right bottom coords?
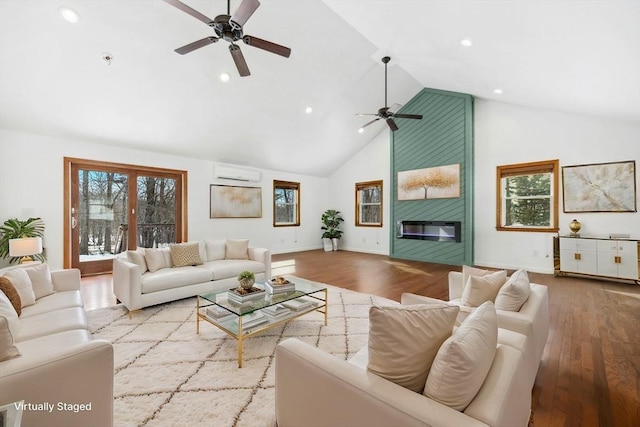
left=2, top=269, right=35, bottom=307
left=424, top=301, right=498, bottom=411
left=169, top=242, right=203, bottom=267
left=25, top=263, right=55, bottom=299
left=0, top=277, right=22, bottom=316
left=367, top=303, right=459, bottom=393
left=0, top=291, right=19, bottom=336
left=127, top=249, right=148, bottom=273
left=225, top=239, right=249, bottom=260
left=0, top=316, right=20, bottom=362
left=205, top=239, right=226, bottom=261
left=495, top=269, right=531, bottom=311
left=145, top=248, right=172, bottom=273
left=461, top=270, right=507, bottom=307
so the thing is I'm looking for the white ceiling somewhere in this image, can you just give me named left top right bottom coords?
left=1, top=1, right=638, bottom=177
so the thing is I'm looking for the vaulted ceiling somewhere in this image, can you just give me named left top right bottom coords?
left=1, top=1, right=638, bottom=176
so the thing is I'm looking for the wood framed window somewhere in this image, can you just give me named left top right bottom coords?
left=496, top=159, right=559, bottom=232
left=273, top=180, right=300, bottom=226
left=355, top=180, right=383, bottom=227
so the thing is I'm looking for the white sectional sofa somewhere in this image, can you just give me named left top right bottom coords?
left=0, top=262, right=114, bottom=427
left=113, top=239, right=271, bottom=314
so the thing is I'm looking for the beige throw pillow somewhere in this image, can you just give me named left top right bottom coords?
left=225, top=239, right=249, bottom=260
left=0, top=291, right=19, bottom=336
left=2, top=269, right=35, bottom=307
left=461, top=265, right=494, bottom=293
left=0, top=316, right=20, bottom=362
left=205, top=239, right=226, bottom=261
left=495, top=269, right=531, bottom=311
left=25, top=263, right=55, bottom=299
left=169, top=242, right=203, bottom=267
left=461, top=270, right=507, bottom=307
left=145, top=248, right=172, bottom=273
left=127, top=249, right=148, bottom=273
left=0, top=277, right=21, bottom=316
left=367, top=304, right=459, bottom=393
left=424, top=301, right=498, bottom=410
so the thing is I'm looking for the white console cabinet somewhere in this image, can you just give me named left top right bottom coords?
left=555, top=236, right=639, bottom=283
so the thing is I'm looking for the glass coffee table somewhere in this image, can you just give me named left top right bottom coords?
left=196, top=275, right=327, bottom=368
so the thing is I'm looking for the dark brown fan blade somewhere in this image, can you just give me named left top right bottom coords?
left=229, top=44, right=250, bottom=77
left=163, top=0, right=214, bottom=25
left=175, top=37, right=218, bottom=55
left=360, top=118, right=381, bottom=129
left=386, top=118, right=399, bottom=131
left=230, top=0, right=260, bottom=30
left=393, top=113, right=423, bottom=120
left=243, top=35, right=291, bottom=58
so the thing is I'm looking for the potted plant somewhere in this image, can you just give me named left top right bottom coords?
left=237, top=270, right=256, bottom=290
left=0, top=217, right=46, bottom=264
left=321, top=210, right=344, bottom=251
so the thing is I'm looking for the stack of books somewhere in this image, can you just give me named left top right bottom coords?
left=282, top=298, right=313, bottom=312
left=261, top=304, right=292, bottom=321
left=265, top=278, right=295, bottom=294
left=233, top=311, right=268, bottom=331
left=205, top=306, right=235, bottom=324
left=227, top=287, right=266, bottom=304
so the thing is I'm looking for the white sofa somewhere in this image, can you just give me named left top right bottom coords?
left=0, top=263, right=114, bottom=427
left=113, top=239, right=271, bottom=314
left=275, top=297, right=532, bottom=427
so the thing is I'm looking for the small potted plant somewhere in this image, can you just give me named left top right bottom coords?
left=237, top=270, right=256, bottom=290
left=321, top=210, right=344, bottom=251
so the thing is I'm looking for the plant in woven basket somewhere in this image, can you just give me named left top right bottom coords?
left=0, top=217, right=46, bottom=264
left=237, top=270, right=256, bottom=290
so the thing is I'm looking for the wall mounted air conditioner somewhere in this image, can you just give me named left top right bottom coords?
left=213, top=165, right=261, bottom=182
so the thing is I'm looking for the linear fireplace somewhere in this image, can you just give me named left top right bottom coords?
left=396, top=220, right=461, bottom=242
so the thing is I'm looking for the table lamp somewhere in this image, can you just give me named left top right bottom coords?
left=9, top=237, right=43, bottom=263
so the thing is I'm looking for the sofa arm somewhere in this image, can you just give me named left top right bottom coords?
left=50, top=268, right=81, bottom=292
left=112, top=257, right=143, bottom=311
left=275, top=338, right=486, bottom=427
left=248, top=247, right=271, bottom=279
left=0, top=339, right=114, bottom=427
left=448, top=271, right=464, bottom=300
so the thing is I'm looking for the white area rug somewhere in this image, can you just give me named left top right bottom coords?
left=87, top=285, right=394, bottom=426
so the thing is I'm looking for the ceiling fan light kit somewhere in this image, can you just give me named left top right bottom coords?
left=357, top=56, right=423, bottom=132
left=164, top=0, right=291, bottom=77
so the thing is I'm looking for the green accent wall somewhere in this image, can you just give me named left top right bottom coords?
left=390, top=88, right=474, bottom=266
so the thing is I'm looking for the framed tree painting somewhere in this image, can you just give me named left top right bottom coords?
left=398, top=163, right=460, bottom=200
left=562, top=160, right=637, bottom=212
left=210, top=185, right=262, bottom=218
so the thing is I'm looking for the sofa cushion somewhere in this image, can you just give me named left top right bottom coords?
left=225, top=239, right=249, bottom=260
left=202, top=260, right=265, bottom=281
left=367, top=303, right=459, bottom=393
left=127, top=249, right=148, bottom=273
left=0, top=277, right=22, bottom=316
left=24, top=263, right=56, bottom=299
left=145, top=247, right=173, bottom=273
left=461, top=270, right=507, bottom=307
left=169, top=242, right=203, bottom=267
left=14, top=307, right=88, bottom=342
left=424, top=301, right=498, bottom=411
left=141, top=266, right=213, bottom=294
left=2, top=268, right=35, bottom=307
left=0, top=315, right=20, bottom=362
left=205, top=239, right=226, bottom=261
left=495, top=269, right=531, bottom=311
left=19, top=291, right=84, bottom=318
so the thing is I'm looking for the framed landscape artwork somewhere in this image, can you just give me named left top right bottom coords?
left=562, top=160, right=637, bottom=212
left=397, top=163, right=461, bottom=200
left=210, top=185, right=262, bottom=218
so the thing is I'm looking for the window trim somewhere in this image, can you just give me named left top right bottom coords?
left=496, top=159, right=559, bottom=233
left=355, top=180, right=383, bottom=227
left=273, top=180, right=300, bottom=227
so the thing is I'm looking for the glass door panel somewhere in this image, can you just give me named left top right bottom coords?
left=136, top=176, right=177, bottom=248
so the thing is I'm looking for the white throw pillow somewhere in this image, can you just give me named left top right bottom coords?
left=461, top=265, right=494, bottom=293
left=205, top=239, right=226, bottom=261
left=0, top=291, right=19, bottom=336
left=225, top=239, right=249, bottom=260
left=25, top=263, right=55, bottom=299
left=0, top=316, right=20, bottom=362
left=495, top=269, right=531, bottom=311
left=424, top=301, right=498, bottom=411
left=145, top=248, right=172, bottom=273
left=367, top=303, right=459, bottom=393
left=2, top=269, right=35, bottom=307
left=461, top=270, right=507, bottom=307
left=127, top=249, right=148, bottom=273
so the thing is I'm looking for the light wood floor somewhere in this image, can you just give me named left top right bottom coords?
left=81, top=249, right=640, bottom=426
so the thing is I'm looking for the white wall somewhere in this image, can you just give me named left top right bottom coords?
left=0, top=129, right=328, bottom=269
left=474, top=100, right=640, bottom=273
left=328, top=129, right=391, bottom=254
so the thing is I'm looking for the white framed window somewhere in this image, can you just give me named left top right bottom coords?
left=355, top=180, right=383, bottom=227
left=273, top=180, right=300, bottom=226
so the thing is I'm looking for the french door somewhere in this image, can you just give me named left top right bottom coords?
left=64, top=158, right=188, bottom=275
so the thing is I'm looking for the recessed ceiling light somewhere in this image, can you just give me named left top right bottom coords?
left=358, top=128, right=365, bottom=134
left=493, top=88, right=503, bottom=94
left=305, top=106, right=313, bottom=114
left=58, top=6, right=79, bottom=23
left=460, top=39, right=473, bottom=47
left=220, top=73, right=230, bottom=82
